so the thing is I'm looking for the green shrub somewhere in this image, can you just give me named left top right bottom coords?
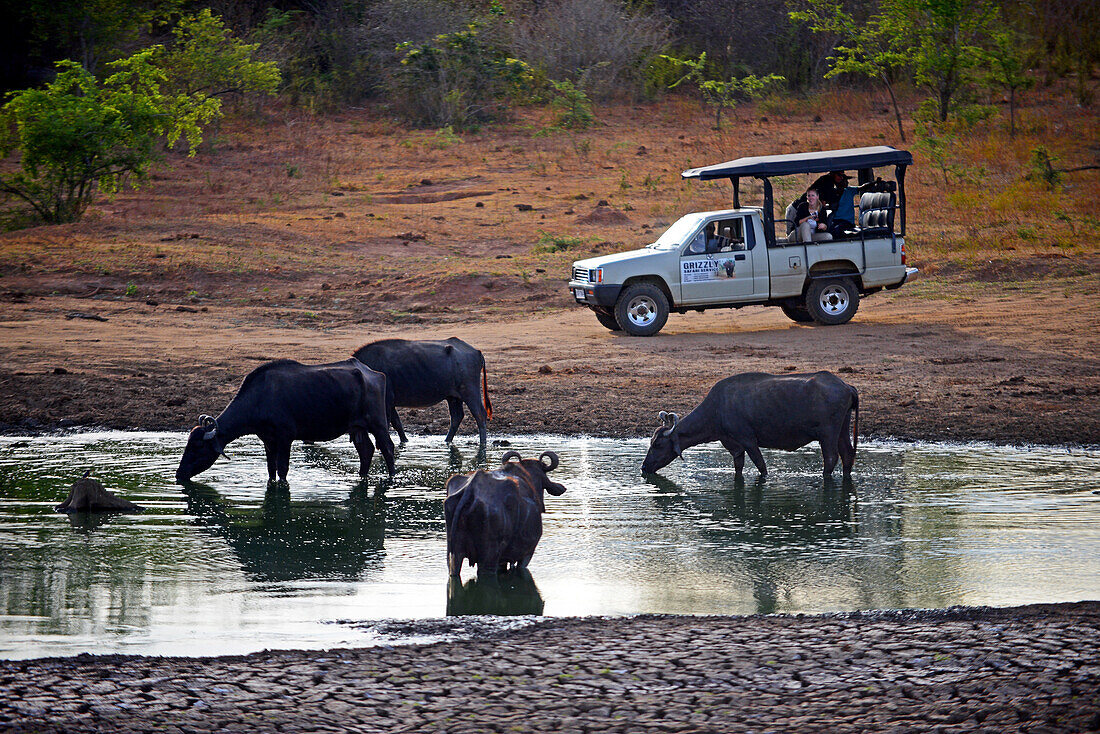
left=548, top=79, right=594, bottom=130
left=534, top=230, right=596, bottom=253
left=391, top=26, right=530, bottom=129
left=0, top=53, right=218, bottom=224
left=1026, top=146, right=1062, bottom=190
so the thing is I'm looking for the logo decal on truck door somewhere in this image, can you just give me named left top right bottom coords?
left=682, top=259, right=736, bottom=283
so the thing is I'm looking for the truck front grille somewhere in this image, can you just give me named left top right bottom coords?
left=572, top=267, right=590, bottom=283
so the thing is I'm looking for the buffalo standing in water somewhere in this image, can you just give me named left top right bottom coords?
left=642, top=371, right=859, bottom=478
left=176, top=359, right=395, bottom=484
left=444, top=451, right=567, bottom=577
left=352, top=337, right=492, bottom=445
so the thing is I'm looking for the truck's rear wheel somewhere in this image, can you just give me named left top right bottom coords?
left=806, top=278, right=859, bottom=325
left=615, top=282, right=669, bottom=336
left=781, top=301, right=814, bottom=323
left=593, top=308, right=621, bottom=331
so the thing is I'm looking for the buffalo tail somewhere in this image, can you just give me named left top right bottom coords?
left=482, top=361, right=493, bottom=421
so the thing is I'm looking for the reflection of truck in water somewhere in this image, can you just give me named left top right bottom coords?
left=568, top=146, right=918, bottom=336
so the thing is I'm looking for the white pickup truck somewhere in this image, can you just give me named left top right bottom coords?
left=569, top=146, right=918, bottom=336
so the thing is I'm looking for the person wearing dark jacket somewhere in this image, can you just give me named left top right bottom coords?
left=808, top=170, right=850, bottom=208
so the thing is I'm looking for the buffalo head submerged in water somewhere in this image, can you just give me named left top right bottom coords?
left=642, top=371, right=859, bottom=478
left=444, top=451, right=567, bottom=578
left=176, top=358, right=395, bottom=484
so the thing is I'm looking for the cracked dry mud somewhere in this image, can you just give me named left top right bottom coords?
left=2, top=604, right=1098, bottom=733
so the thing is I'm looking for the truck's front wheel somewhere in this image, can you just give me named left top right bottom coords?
left=806, top=277, right=859, bottom=325
left=593, top=308, right=622, bottom=331
left=615, top=283, right=669, bottom=336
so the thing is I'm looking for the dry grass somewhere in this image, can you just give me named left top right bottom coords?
left=0, top=84, right=1096, bottom=320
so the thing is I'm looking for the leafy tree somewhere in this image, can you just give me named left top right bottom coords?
left=790, top=0, right=910, bottom=141
left=889, top=0, right=998, bottom=122
left=0, top=51, right=218, bottom=224
left=17, top=0, right=175, bottom=77
left=664, top=52, right=784, bottom=129
left=392, top=26, right=530, bottom=129
left=158, top=9, right=280, bottom=101
left=547, top=79, right=595, bottom=130
left=985, top=21, right=1035, bottom=137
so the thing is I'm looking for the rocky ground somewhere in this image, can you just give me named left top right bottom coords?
left=1, top=603, right=1098, bottom=733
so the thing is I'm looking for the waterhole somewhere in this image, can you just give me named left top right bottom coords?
left=0, top=432, right=1097, bottom=659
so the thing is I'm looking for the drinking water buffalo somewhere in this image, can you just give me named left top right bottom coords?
left=175, top=358, right=395, bottom=484
left=352, top=337, right=492, bottom=445
left=641, top=371, right=859, bottom=478
left=444, top=451, right=567, bottom=577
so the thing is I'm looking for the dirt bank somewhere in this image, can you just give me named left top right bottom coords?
left=0, top=269, right=1098, bottom=446
left=2, top=602, right=1098, bottom=733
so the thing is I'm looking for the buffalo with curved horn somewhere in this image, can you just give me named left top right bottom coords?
left=176, top=359, right=395, bottom=484
left=444, top=450, right=567, bottom=577
left=642, top=371, right=859, bottom=478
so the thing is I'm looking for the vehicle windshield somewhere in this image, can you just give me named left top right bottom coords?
left=647, top=214, right=706, bottom=249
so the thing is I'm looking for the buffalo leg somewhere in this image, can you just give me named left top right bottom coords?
left=444, top=397, right=465, bottom=443
left=262, top=438, right=278, bottom=481
left=275, top=439, right=293, bottom=481
left=460, top=388, right=489, bottom=445
left=389, top=406, right=407, bottom=443
left=721, top=439, right=746, bottom=476
left=373, top=427, right=396, bottom=477
left=744, top=444, right=768, bottom=477
left=351, top=430, right=375, bottom=476
left=820, top=430, right=840, bottom=477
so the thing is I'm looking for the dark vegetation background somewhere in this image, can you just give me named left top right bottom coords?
left=3, top=0, right=1095, bottom=106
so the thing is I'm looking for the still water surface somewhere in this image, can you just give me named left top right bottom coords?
left=1, top=432, right=1098, bottom=659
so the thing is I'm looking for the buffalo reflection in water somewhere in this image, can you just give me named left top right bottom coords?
left=447, top=568, right=544, bottom=616
left=180, top=479, right=436, bottom=583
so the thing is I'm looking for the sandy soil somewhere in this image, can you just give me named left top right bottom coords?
left=0, top=270, right=1097, bottom=447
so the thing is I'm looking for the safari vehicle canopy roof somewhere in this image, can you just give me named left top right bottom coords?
left=681, top=146, right=912, bottom=181
left=681, top=146, right=912, bottom=247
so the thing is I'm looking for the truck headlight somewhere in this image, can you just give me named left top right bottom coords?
left=589, top=268, right=603, bottom=284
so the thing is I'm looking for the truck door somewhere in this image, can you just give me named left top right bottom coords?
left=679, top=216, right=756, bottom=304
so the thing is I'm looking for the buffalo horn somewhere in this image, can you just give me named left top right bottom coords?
left=199, top=414, right=218, bottom=441
left=658, top=410, right=669, bottom=424
left=501, top=450, right=522, bottom=463
left=539, top=451, right=559, bottom=472
left=668, top=412, right=680, bottom=431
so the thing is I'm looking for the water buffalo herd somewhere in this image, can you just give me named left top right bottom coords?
left=176, top=337, right=860, bottom=577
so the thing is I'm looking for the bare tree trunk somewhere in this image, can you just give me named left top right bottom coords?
left=881, top=74, right=906, bottom=142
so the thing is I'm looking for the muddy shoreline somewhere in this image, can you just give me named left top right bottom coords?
left=0, top=285, right=1098, bottom=448
left=2, top=603, right=1098, bottom=732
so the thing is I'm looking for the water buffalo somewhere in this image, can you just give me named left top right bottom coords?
left=641, top=371, right=859, bottom=478
left=444, top=451, right=567, bottom=578
left=352, top=337, right=492, bottom=445
left=175, top=358, right=396, bottom=484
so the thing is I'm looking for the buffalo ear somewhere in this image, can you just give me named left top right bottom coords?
left=544, top=479, right=567, bottom=497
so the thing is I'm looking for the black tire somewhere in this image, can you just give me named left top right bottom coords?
left=593, top=308, right=621, bottom=331
left=780, top=301, right=814, bottom=323
left=614, top=282, right=669, bottom=336
left=805, top=277, right=860, bottom=325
